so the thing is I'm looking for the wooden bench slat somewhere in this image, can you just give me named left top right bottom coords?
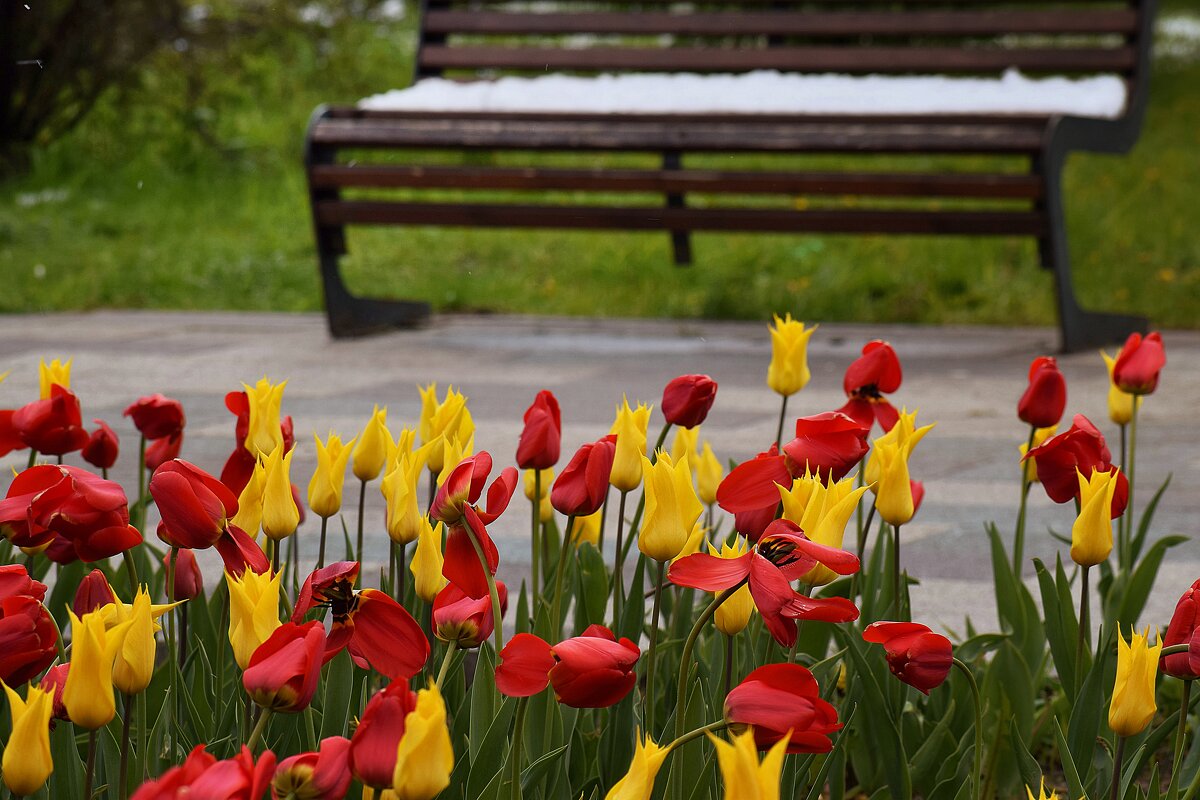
left=310, top=117, right=1047, bottom=153
left=315, top=199, right=1049, bottom=235
left=310, top=163, right=1043, bottom=199
left=424, top=9, right=1138, bottom=37
left=419, top=44, right=1138, bottom=73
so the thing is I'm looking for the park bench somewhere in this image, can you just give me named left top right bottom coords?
left=304, top=0, right=1155, bottom=351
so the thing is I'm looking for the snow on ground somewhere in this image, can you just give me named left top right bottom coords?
left=360, top=69, right=1127, bottom=118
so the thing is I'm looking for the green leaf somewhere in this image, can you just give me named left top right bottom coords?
left=1034, top=556, right=1078, bottom=698
left=469, top=647, right=499, bottom=761
left=835, top=626, right=911, bottom=797
left=466, top=697, right=516, bottom=797
left=521, top=744, right=570, bottom=791
left=1068, top=626, right=1113, bottom=787
left=1055, top=716, right=1088, bottom=800
left=573, top=542, right=609, bottom=637
left=1009, top=716, right=1043, bottom=793
left=49, top=721, right=85, bottom=798
left=319, top=650, right=354, bottom=739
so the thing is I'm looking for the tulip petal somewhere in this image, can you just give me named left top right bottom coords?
left=346, top=589, right=430, bottom=680
left=496, top=633, right=555, bottom=698
left=214, top=526, right=270, bottom=577
left=716, top=455, right=791, bottom=513
left=668, top=552, right=752, bottom=592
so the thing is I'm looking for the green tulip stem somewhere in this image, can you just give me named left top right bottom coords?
left=952, top=658, right=983, bottom=800
left=598, top=488, right=610, bottom=554
left=463, top=514, right=506, bottom=654
left=509, top=695, right=529, bottom=800
left=669, top=582, right=744, bottom=800
left=135, top=434, right=146, bottom=530
left=1013, top=425, right=1036, bottom=575
left=652, top=422, right=672, bottom=459
left=396, top=541, right=407, bottom=603
left=645, top=560, right=667, bottom=733
left=166, top=544, right=179, bottom=758
left=122, top=548, right=141, bottom=601
left=1075, top=564, right=1091, bottom=694
left=550, top=515, right=577, bottom=639
left=246, top=707, right=273, bottom=752
left=723, top=633, right=735, bottom=698
left=774, top=393, right=790, bottom=450
left=1163, top=644, right=1190, bottom=657
left=892, top=524, right=902, bottom=617
left=83, top=729, right=98, bottom=800
left=612, top=491, right=630, bottom=627
left=119, top=693, right=133, bottom=800
left=317, top=515, right=329, bottom=570
left=435, top=640, right=459, bottom=689
left=1123, top=401, right=1139, bottom=568
left=1110, top=735, right=1127, bottom=800
left=666, top=719, right=727, bottom=753
left=26, top=448, right=38, bottom=470
left=531, top=469, right=542, bottom=597
left=1172, top=679, right=1194, bottom=796
left=356, top=479, right=368, bottom=570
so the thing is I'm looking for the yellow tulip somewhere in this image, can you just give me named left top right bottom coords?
left=392, top=681, right=454, bottom=800
left=677, top=521, right=709, bottom=559
left=1026, top=779, right=1059, bottom=800
left=410, top=518, right=447, bottom=603
left=609, top=396, right=651, bottom=493
left=670, top=425, right=700, bottom=474
left=436, top=435, right=475, bottom=489
left=111, top=588, right=159, bottom=695
left=524, top=468, right=554, bottom=522
left=243, top=377, right=287, bottom=458
left=1102, top=350, right=1141, bottom=426
left=227, top=568, right=282, bottom=670
left=638, top=453, right=703, bottom=563
left=767, top=313, right=817, bottom=397
left=800, top=480, right=870, bottom=586
left=778, top=471, right=822, bottom=529
left=38, top=357, right=71, bottom=399
left=605, top=732, right=669, bottom=800
left=231, top=458, right=267, bottom=539
left=309, top=432, right=356, bottom=518
left=569, top=510, right=603, bottom=548
left=864, top=409, right=934, bottom=488
left=383, top=446, right=430, bottom=546
left=1108, top=626, right=1161, bottom=737
left=710, top=539, right=755, bottom=636
left=418, top=383, right=474, bottom=474
left=353, top=405, right=391, bottom=482
left=64, top=609, right=129, bottom=729
left=2, top=681, right=54, bottom=796
left=710, top=727, right=789, bottom=800
left=695, top=441, right=723, bottom=507
left=1070, top=468, right=1119, bottom=567
left=1018, top=426, right=1057, bottom=484
left=873, top=440, right=916, bottom=527
left=261, top=443, right=300, bottom=541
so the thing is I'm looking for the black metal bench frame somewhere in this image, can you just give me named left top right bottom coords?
left=304, top=0, right=1155, bottom=351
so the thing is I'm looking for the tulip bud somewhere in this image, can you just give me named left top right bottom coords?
left=73, top=568, right=117, bottom=616
left=123, top=394, right=186, bottom=440
left=82, top=419, right=120, bottom=470
left=243, top=621, right=326, bottom=713
left=392, top=682, right=454, bottom=800
left=661, top=374, right=717, bottom=430
left=523, top=468, right=554, bottom=523
left=354, top=405, right=390, bottom=482
left=261, top=443, right=300, bottom=541
left=2, top=681, right=54, bottom=796
left=112, top=589, right=159, bottom=696
left=516, top=390, right=561, bottom=471
left=1017, top=356, right=1067, bottom=429
left=872, top=440, right=915, bottom=527
left=164, top=548, right=204, bottom=601
left=863, top=621, right=953, bottom=695
left=151, top=459, right=238, bottom=550
left=309, top=432, right=355, bottom=518
left=609, top=397, right=651, bottom=493
left=230, top=458, right=267, bottom=539
left=1070, top=468, right=1119, bottom=567
left=38, top=357, right=71, bottom=399
left=1112, top=331, right=1166, bottom=395
left=638, top=452, right=703, bottom=563
left=145, top=431, right=184, bottom=472
left=64, top=609, right=127, bottom=729
left=433, top=581, right=507, bottom=649
left=1161, top=579, right=1200, bottom=680
left=767, top=313, right=817, bottom=397
left=669, top=425, right=699, bottom=472
left=1109, top=626, right=1161, bottom=737
left=12, top=385, right=89, bottom=455
left=551, top=437, right=616, bottom=517
left=410, top=518, right=447, bottom=604
left=382, top=447, right=428, bottom=546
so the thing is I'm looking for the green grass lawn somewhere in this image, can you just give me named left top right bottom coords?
left=2, top=6, right=1198, bottom=327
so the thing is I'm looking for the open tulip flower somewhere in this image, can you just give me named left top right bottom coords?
left=12, top=383, right=89, bottom=455
left=863, top=621, right=954, bottom=694
left=710, top=727, right=789, bottom=799
left=350, top=680, right=418, bottom=789
left=132, top=745, right=277, bottom=800
left=429, top=451, right=518, bottom=599
left=243, top=621, right=326, bottom=713
left=272, top=736, right=352, bottom=800
left=1024, top=414, right=1127, bottom=517
left=2, top=680, right=55, bottom=797
left=837, top=340, right=903, bottom=433
left=0, top=571, right=57, bottom=687
left=496, top=625, right=641, bottom=708
left=670, top=519, right=859, bottom=647
left=293, top=561, right=429, bottom=680
left=418, top=383, right=474, bottom=475
left=724, top=663, right=842, bottom=752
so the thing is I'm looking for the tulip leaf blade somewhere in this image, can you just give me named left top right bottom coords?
left=520, top=743, right=570, bottom=791
left=466, top=696, right=517, bottom=798
left=909, top=700, right=958, bottom=791
left=804, top=702, right=858, bottom=800
left=469, top=646, right=500, bottom=761
left=1054, top=716, right=1088, bottom=800
left=1008, top=716, right=1043, bottom=794
left=49, top=715, right=85, bottom=798
left=1067, top=623, right=1113, bottom=788
left=318, top=648, right=354, bottom=739
left=1034, top=556, right=1078, bottom=699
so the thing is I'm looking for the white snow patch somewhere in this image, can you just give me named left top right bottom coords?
left=1157, top=14, right=1200, bottom=62
left=15, top=188, right=69, bottom=207
left=360, top=69, right=1127, bottom=118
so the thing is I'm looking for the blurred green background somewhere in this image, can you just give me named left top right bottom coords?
left=1, top=0, right=1197, bottom=326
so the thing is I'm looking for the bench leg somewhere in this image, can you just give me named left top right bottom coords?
left=1038, top=152, right=1147, bottom=353
left=662, top=151, right=692, bottom=265
left=317, top=245, right=431, bottom=339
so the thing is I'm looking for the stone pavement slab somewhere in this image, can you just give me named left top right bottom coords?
left=2, top=311, right=1197, bottom=632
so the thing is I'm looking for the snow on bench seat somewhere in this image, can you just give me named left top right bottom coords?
left=359, top=69, right=1127, bottom=119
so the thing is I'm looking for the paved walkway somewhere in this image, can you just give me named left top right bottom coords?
left=2, top=311, right=1197, bottom=631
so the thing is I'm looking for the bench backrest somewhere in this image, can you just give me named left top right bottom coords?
left=415, top=0, right=1152, bottom=86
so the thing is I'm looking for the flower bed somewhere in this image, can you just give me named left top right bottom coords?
left=0, top=320, right=1183, bottom=800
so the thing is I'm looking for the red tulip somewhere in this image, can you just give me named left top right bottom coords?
left=838, top=340, right=902, bottom=433
left=39, top=663, right=70, bottom=721
left=150, top=459, right=238, bottom=549
left=661, top=374, right=718, bottom=429
left=1162, top=579, right=1200, bottom=679
left=271, top=736, right=352, bottom=800
left=1112, top=331, right=1166, bottom=395
left=863, top=621, right=954, bottom=694
left=124, top=394, right=186, bottom=440
left=0, top=464, right=142, bottom=561
left=782, top=412, right=870, bottom=483
left=516, top=390, right=562, bottom=470
left=0, top=594, right=58, bottom=685
left=0, top=565, right=46, bottom=603
left=725, top=663, right=842, bottom=753
left=145, top=430, right=184, bottom=472
left=669, top=519, right=859, bottom=647
left=433, top=579, right=508, bottom=649
left=496, top=625, right=640, bottom=708
left=212, top=525, right=271, bottom=577
left=81, top=419, right=120, bottom=470
left=244, top=621, right=326, bottom=712
left=172, top=747, right=276, bottom=800
left=220, top=391, right=295, bottom=495
left=0, top=409, right=25, bottom=457
left=73, top=568, right=116, bottom=616
left=349, top=680, right=417, bottom=789
left=1017, top=356, right=1067, bottom=429
left=164, top=548, right=205, bottom=600
left=1024, top=414, right=1127, bottom=517
left=910, top=480, right=926, bottom=519
left=430, top=453, right=518, bottom=599
left=11, top=384, right=89, bottom=455
left=130, top=745, right=218, bottom=799
left=293, top=562, right=429, bottom=680
left=550, top=436, right=616, bottom=517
